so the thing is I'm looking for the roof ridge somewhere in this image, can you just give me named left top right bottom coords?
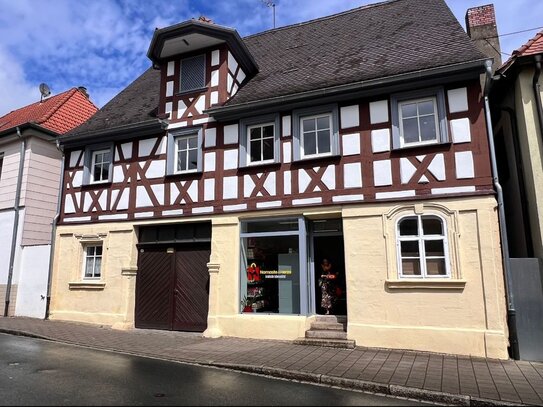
left=242, top=0, right=400, bottom=40
left=36, top=88, right=77, bottom=124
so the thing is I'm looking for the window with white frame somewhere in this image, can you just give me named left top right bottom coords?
left=175, top=134, right=199, bottom=173
left=398, top=97, right=439, bottom=146
left=180, top=54, right=206, bottom=93
left=90, top=149, right=111, bottom=184
left=166, top=127, right=203, bottom=175
left=391, top=87, right=449, bottom=149
left=83, top=245, right=102, bottom=279
left=239, top=114, right=280, bottom=167
left=301, top=114, right=332, bottom=158
left=397, top=215, right=449, bottom=278
left=292, top=104, right=339, bottom=161
left=248, top=123, right=275, bottom=164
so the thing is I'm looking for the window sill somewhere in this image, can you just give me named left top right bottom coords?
left=81, top=181, right=112, bottom=189
left=175, top=87, right=208, bottom=97
left=292, top=153, right=341, bottom=165
left=385, top=279, right=466, bottom=290
left=68, top=281, right=106, bottom=290
left=391, top=141, right=451, bottom=153
left=239, top=161, right=281, bottom=171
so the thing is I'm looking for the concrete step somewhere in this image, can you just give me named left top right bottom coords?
left=310, top=322, right=346, bottom=331
left=314, top=315, right=347, bottom=324
left=294, top=337, right=356, bottom=349
left=305, top=329, right=348, bottom=340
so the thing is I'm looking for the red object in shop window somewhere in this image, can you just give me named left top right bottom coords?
left=246, top=263, right=261, bottom=282
left=243, top=306, right=253, bottom=312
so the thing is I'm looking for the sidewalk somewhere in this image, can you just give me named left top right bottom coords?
left=0, top=317, right=541, bottom=406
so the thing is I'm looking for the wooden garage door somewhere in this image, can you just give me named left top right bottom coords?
left=135, top=244, right=210, bottom=332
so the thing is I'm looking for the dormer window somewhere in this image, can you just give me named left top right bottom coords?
left=180, top=54, right=206, bottom=93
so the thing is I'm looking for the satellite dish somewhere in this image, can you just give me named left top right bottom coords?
left=39, top=83, right=51, bottom=102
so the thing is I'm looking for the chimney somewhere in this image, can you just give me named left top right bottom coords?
left=77, top=86, right=89, bottom=99
left=465, top=4, right=502, bottom=70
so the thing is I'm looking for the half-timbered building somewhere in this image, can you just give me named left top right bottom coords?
left=50, top=0, right=510, bottom=358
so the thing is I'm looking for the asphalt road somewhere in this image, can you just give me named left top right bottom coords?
left=0, top=333, right=425, bottom=406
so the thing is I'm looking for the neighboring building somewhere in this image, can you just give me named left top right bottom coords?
left=50, top=0, right=510, bottom=359
left=0, top=87, right=97, bottom=318
left=490, top=30, right=543, bottom=361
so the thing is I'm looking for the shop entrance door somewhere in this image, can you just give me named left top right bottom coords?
left=309, top=219, right=347, bottom=316
left=135, top=243, right=210, bottom=332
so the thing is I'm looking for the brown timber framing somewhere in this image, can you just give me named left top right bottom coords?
left=59, top=76, right=494, bottom=225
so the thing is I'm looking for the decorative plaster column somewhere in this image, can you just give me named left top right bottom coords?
left=203, top=257, right=221, bottom=338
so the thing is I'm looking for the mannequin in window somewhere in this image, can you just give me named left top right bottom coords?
left=319, top=258, right=338, bottom=315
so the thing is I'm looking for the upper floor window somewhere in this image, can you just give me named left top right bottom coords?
left=239, top=114, right=280, bottom=167
left=293, top=104, right=339, bottom=161
left=83, top=244, right=102, bottom=279
left=166, top=127, right=203, bottom=175
left=91, top=149, right=111, bottom=184
left=391, top=87, right=448, bottom=149
left=82, top=143, right=113, bottom=185
left=180, top=54, right=206, bottom=93
left=248, top=123, right=274, bottom=164
left=175, top=134, right=198, bottom=173
left=397, top=215, right=449, bottom=278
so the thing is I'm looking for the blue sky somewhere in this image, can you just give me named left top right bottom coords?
left=0, top=0, right=541, bottom=116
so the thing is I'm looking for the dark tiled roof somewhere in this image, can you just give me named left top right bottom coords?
left=66, top=67, right=161, bottom=137
left=0, top=88, right=97, bottom=135
left=229, top=0, right=485, bottom=106
left=70, top=0, right=485, bottom=136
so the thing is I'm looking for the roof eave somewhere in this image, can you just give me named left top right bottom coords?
left=0, top=122, right=59, bottom=139
left=206, top=59, right=488, bottom=120
left=59, top=118, right=168, bottom=148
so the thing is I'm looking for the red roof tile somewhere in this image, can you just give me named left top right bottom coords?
left=499, top=30, right=543, bottom=73
left=0, top=88, right=98, bottom=135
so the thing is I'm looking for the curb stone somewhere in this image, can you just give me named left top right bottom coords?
left=0, top=328, right=533, bottom=406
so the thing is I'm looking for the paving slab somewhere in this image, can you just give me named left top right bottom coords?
left=0, top=317, right=540, bottom=406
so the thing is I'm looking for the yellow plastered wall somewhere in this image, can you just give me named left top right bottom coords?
left=49, top=224, right=138, bottom=328
left=50, top=196, right=508, bottom=358
left=341, top=196, right=508, bottom=358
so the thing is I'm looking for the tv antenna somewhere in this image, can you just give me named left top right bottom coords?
left=260, top=0, right=276, bottom=29
left=39, top=83, right=51, bottom=102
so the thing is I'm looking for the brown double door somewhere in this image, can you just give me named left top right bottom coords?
left=135, top=243, right=210, bottom=332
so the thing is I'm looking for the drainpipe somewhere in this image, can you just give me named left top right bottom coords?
left=4, top=127, right=26, bottom=317
left=533, top=55, right=543, bottom=164
left=44, top=140, right=64, bottom=319
left=483, top=60, right=520, bottom=360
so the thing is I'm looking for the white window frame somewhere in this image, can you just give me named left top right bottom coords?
left=292, top=104, right=339, bottom=162
left=247, top=122, right=276, bottom=165
left=83, top=244, right=102, bottom=280
left=391, top=87, right=449, bottom=150
left=300, top=113, right=333, bottom=159
left=396, top=214, right=450, bottom=279
left=90, top=149, right=111, bottom=184
left=398, top=96, right=440, bottom=148
left=174, top=133, right=199, bottom=174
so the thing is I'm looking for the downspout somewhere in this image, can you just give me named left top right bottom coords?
left=4, top=127, right=26, bottom=317
left=533, top=55, right=543, bottom=165
left=44, top=140, right=64, bottom=319
left=483, top=60, right=520, bottom=359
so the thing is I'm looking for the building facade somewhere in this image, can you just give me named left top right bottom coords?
left=50, top=0, right=510, bottom=358
left=0, top=88, right=97, bottom=318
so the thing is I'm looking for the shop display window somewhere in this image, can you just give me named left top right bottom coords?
left=240, top=219, right=302, bottom=314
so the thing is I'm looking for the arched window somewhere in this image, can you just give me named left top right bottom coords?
left=397, top=215, right=450, bottom=278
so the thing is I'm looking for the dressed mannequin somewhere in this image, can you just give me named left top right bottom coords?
left=319, top=258, right=338, bottom=315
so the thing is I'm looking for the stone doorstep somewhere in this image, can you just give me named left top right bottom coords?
left=293, top=337, right=356, bottom=349
left=306, top=329, right=348, bottom=340
left=314, top=315, right=347, bottom=323
left=309, top=322, right=347, bottom=331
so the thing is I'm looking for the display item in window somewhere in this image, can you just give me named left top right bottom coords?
left=319, top=258, right=338, bottom=315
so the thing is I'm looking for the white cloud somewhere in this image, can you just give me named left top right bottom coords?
left=0, top=0, right=541, bottom=117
